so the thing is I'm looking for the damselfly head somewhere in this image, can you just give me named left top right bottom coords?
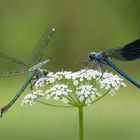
left=35, top=68, right=49, bottom=77
left=88, top=52, right=97, bottom=60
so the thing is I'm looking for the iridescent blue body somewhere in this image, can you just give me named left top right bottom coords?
left=88, top=39, right=140, bottom=88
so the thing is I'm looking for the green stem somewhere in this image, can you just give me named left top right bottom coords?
left=90, top=89, right=111, bottom=106
left=36, top=100, right=76, bottom=108
left=79, top=107, right=84, bottom=140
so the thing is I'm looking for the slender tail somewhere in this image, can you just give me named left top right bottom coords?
left=0, top=73, right=34, bottom=117
left=0, top=103, right=13, bottom=117
left=105, top=59, right=140, bottom=89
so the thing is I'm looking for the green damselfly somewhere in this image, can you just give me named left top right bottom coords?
left=0, top=27, right=55, bottom=117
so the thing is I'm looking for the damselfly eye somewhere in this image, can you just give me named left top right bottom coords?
left=43, top=70, right=49, bottom=76
left=88, top=52, right=96, bottom=60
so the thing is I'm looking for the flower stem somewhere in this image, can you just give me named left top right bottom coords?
left=79, top=106, right=84, bottom=140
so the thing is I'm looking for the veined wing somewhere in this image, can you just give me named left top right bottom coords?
left=32, top=27, right=55, bottom=64
left=0, top=52, right=28, bottom=67
left=105, top=39, right=140, bottom=61
left=0, top=68, right=28, bottom=76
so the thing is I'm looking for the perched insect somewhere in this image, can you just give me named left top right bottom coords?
left=0, top=27, right=55, bottom=117
left=87, top=39, right=140, bottom=88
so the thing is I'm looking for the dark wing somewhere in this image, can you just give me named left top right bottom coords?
left=0, top=52, right=28, bottom=67
left=105, top=39, right=140, bottom=61
left=32, top=27, right=55, bottom=64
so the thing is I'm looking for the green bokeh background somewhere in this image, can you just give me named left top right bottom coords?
left=0, top=0, right=140, bottom=140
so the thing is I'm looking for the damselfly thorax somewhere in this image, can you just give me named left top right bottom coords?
left=29, top=60, right=49, bottom=77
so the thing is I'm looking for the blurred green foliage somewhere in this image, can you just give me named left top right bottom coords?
left=0, top=0, right=140, bottom=140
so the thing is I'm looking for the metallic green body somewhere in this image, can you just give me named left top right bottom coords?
left=0, top=72, right=35, bottom=117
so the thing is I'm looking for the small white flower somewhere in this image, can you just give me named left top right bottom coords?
left=79, top=96, right=84, bottom=101
left=47, top=77, right=56, bottom=83
left=90, top=94, right=96, bottom=100
left=61, top=97, right=69, bottom=104
left=21, top=92, right=37, bottom=106
left=73, top=80, right=79, bottom=86
left=110, top=90, right=115, bottom=96
left=53, top=96, right=59, bottom=101
left=80, top=78, right=84, bottom=81
left=95, top=92, right=101, bottom=97
left=64, top=71, right=72, bottom=79
left=35, top=78, right=46, bottom=89
left=85, top=99, right=91, bottom=106
left=35, top=90, right=44, bottom=96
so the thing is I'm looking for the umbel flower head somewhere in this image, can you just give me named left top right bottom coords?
left=21, top=69, right=126, bottom=107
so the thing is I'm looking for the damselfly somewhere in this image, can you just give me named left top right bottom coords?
left=0, top=27, right=55, bottom=117
left=87, top=39, right=140, bottom=89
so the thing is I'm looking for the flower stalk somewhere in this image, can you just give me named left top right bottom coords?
left=79, top=106, right=84, bottom=140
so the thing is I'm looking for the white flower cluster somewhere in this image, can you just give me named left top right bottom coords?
left=21, top=90, right=44, bottom=105
left=21, top=69, right=126, bottom=106
left=45, top=84, right=72, bottom=104
left=100, top=72, right=126, bottom=96
left=76, top=85, right=101, bottom=105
